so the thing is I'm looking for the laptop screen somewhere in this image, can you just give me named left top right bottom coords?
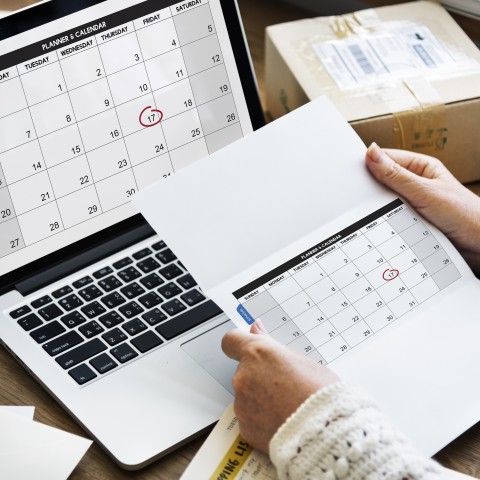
left=0, top=0, right=262, bottom=284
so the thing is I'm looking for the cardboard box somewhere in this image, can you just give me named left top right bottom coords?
left=265, top=1, right=480, bottom=183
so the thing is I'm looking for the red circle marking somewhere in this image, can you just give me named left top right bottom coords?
left=382, top=269, right=400, bottom=281
left=139, top=106, right=163, bottom=127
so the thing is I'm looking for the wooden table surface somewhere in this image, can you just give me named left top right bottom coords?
left=1, top=0, right=480, bottom=478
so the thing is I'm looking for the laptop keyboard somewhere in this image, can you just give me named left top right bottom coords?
left=8, top=238, right=222, bottom=386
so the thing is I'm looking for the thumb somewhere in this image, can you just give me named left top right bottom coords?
left=366, top=143, right=425, bottom=200
left=250, top=318, right=268, bottom=335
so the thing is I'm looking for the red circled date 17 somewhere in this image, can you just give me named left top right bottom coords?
left=382, top=269, right=400, bottom=281
left=139, top=106, right=163, bottom=127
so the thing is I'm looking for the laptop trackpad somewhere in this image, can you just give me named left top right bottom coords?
left=181, top=320, right=238, bottom=395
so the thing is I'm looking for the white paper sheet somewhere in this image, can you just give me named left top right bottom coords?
left=0, top=406, right=35, bottom=420
left=0, top=410, right=92, bottom=480
left=180, top=404, right=276, bottom=480
left=135, top=96, right=480, bottom=456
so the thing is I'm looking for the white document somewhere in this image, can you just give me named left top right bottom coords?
left=180, top=404, right=276, bottom=480
left=0, top=410, right=92, bottom=480
left=0, top=406, right=35, bottom=420
left=135, top=96, right=480, bottom=455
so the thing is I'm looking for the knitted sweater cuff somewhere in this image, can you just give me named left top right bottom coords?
left=269, top=382, right=445, bottom=480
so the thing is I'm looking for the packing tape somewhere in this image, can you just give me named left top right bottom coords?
left=391, top=77, right=447, bottom=155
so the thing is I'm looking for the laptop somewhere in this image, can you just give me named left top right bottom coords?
left=0, top=0, right=264, bottom=469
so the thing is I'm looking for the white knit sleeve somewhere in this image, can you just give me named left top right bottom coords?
left=269, top=382, right=456, bottom=480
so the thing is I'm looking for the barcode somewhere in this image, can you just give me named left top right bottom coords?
left=412, top=44, right=436, bottom=68
left=348, top=44, right=374, bottom=75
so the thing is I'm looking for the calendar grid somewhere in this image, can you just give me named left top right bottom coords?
left=15, top=62, right=67, bottom=236
left=131, top=20, right=175, bottom=177
left=55, top=52, right=104, bottom=215
left=94, top=20, right=141, bottom=201
left=0, top=0, right=247, bottom=259
left=235, top=201, right=462, bottom=364
left=170, top=6, right=210, bottom=155
left=206, top=1, right=244, bottom=140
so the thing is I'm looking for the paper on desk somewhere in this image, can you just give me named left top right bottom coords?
left=0, top=406, right=35, bottom=420
left=180, top=404, right=277, bottom=480
left=0, top=410, right=92, bottom=480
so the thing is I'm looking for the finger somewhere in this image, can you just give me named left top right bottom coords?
left=221, top=328, right=253, bottom=361
left=366, top=143, right=428, bottom=199
left=250, top=318, right=268, bottom=335
left=382, top=148, right=444, bottom=178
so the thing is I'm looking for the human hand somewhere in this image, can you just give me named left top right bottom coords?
left=366, top=144, right=480, bottom=272
left=222, top=320, right=339, bottom=453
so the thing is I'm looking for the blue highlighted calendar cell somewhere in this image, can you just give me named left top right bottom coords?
left=236, top=304, right=255, bottom=325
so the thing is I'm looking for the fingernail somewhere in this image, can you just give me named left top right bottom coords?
left=251, top=318, right=268, bottom=334
left=367, top=142, right=383, bottom=164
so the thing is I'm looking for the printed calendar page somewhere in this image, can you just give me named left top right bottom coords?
left=234, top=199, right=461, bottom=365
left=0, top=0, right=253, bottom=277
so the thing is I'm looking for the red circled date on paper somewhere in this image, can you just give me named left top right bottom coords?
left=139, top=106, right=163, bottom=127
left=382, top=269, right=400, bottom=281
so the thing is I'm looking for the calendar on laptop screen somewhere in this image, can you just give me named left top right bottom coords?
left=0, top=0, right=254, bottom=276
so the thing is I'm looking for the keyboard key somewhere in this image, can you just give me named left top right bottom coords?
left=161, top=298, right=187, bottom=317
left=122, top=318, right=148, bottom=336
left=98, top=311, right=123, bottom=329
left=118, top=266, right=141, bottom=283
left=79, top=321, right=105, bottom=339
left=90, top=353, right=118, bottom=374
left=61, top=311, right=87, bottom=329
left=78, top=285, right=103, bottom=301
left=120, top=282, right=145, bottom=299
left=102, top=328, right=128, bottom=346
left=98, top=275, right=122, bottom=292
left=181, top=289, right=206, bottom=307
left=69, top=363, right=97, bottom=385
left=158, top=282, right=182, bottom=300
left=81, top=301, right=106, bottom=319
left=177, top=274, right=197, bottom=290
left=39, top=304, right=63, bottom=321
left=119, top=301, right=144, bottom=319
left=138, top=292, right=163, bottom=309
left=93, top=267, right=113, bottom=279
left=30, top=321, right=66, bottom=344
left=151, top=240, right=166, bottom=251
left=52, top=286, right=73, bottom=299
left=18, top=313, right=42, bottom=331
left=155, top=248, right=177, bottom=265
left=43, top=331, right=83, bottom=356
left=159, top=264, right=183, bottom=280
left=101, top=292, right=126, bottom=309
left=10, top=305, right=32, bottom=319
left=72, top=276, right=93, bottom=289
left=112, top=257, right=133, bottom=270
left=142, top=308, right=167, bottom=326
left=137, top=257, right=160, bottom=273
left=56, top=338, right=107, bottom=369
left=59, top=294, right=83, bottom=312
left=111, top=343, right=138, bottom=364
left=156, top=300, right=222, bottom=341
left=31, top=296, right=52, bottom=309
left=131, top=331, right=163, bottom=353
left=140, top=273, right=164, bottom=290
left=132, top=248, right=152, bottom=260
